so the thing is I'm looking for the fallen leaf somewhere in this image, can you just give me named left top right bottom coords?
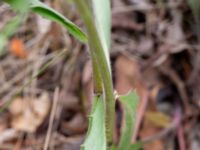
left=0, top=114, right=8, bottom=132
left=9, top=92, right=50, bottom=133
left=145, top=111, right=171, bottom=128
left=0, top=129, right=18, bottom=144
left=36, top=15, right=51, bottom=35
left=115, top=55, right=146, bottom=96
left=60, top=113, right=87, bottom=135
left=139, top=118, right=163, bottom=150
left=9, top=38, right=28, bottom=58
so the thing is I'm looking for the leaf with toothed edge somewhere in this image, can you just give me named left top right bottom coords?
left=81, top=95, right=106, bottom=150
left=118, top=91, right=139, bottom=150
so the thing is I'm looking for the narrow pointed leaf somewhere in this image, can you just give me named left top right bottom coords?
left=187, top=0, right=200, bottom=16
left=92, top=0, right=111, bottom=68
left=128, top=142, right=143, bottom=150
left=30, top=0, right=87, bottom=42
left=4, top=0, right=87, bottom=42
left=118, top=91, right=139, bottom=150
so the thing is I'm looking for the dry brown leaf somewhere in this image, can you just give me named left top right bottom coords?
left=145, top=111, right=171, bottom=128
left=139, top=118, right=163, bottom=150
left=115, top=55, right=146, bottom=96
left=36, top=15, right=51, bottom=35
left=60, top=113, right=87, bottom=135
left=165, top=15, right=184, bottom=46
left=115, top=56, right=135, bottom=94
left=0, top=115, right=8, bottom=132
left=9, top=38, right=28, bottom=58
left=81, top=60, right=93, bottom=113
left=9, top=92, right=50, bottom=133
left=0, top=129, right=18, bottom=144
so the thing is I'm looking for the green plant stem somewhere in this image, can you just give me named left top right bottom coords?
left=74, top=0, right=115, bottom=148
left=92, top=53, right=103, bottom=93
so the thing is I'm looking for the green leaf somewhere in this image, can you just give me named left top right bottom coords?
left=0, top=36, right=7, bottom=55
left=81, top=95, right=106, bottom=150
left=187, top=0, right=200, bottom=39
left=0, top=15, right=23, bottom=55
left=128, top=141, right=143, bottom=150
left=30, top=0, right=87, bottom=42
left=118, top=91, right=139, bottom=150
left=187, top=0, right=200, bottom=16
left=4, top=0, right=87, bottom=42
left=4, top=0, right=29, bottom=12
left=111, top=145, right=117, bottom=150
left=0, top=0, right=29, bottom=55
left=92, top=0, right=111, bottom=68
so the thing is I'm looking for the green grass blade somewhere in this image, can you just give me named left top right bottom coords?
left=81, top=95, right=106, bottom=150
left=118, top=91, right=139, bottom=150
left=0, top=0, right=29, bottom=55
left=0, top=15, right=24, bottom=55
left=187, top=0, right=200, bottom=40
left=30, top=0, right=87, bottom=42
left=3, top=0, right=29, bottom=12
left=187, top=0, right=200, bottom=16
left=4, top=0, right=87, bottom=42
left=92, top=0, right=111, bottom=69
left=128, top=142, right=143, bottom=150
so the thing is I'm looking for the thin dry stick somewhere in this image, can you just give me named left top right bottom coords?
left=142, top=106, right=181, bottom=143
left=0, top=66, right=32, bottom=95
left=0, top=64, right=6, bottom=81
left=0, top=49, right=66, bottom=113
left=132, top=91, right=149, bottom=142
left=0, top=43, right=55, bottom=97
left=112, top=1, right=181, bottom=14
left=29, top=40, right=50, bottom=98
left=43, top=87, right=59, bottom=150
left=177, top=125, right=186, bottom=150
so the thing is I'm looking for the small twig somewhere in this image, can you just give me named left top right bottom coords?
left=0, top=65, right=32, bottom=96
left=159, top=66, right=190, bottom=114
left=0, top=50, right=55, bottom=97
left=177, top=125, right=186, bottom=150
left=30, top=39, right=50, bottom=98
left=43, top=87, right=59, bottom=150
left=132, top=91, right=149, bottom=142
left=0, top=129, right=18, bottom=144
left=0, top=49, right=66, bottom=113
left=0, top=63, right=6, bottom=81
left=112, top=2, right=182, bottom=14
left=141, top=105, right=181, bottom=144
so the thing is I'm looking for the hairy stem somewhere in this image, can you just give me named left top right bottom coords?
left=74, top=0, right=115, bottom=148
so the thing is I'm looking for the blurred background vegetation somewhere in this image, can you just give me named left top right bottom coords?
left=0, top=0, right=200, bottom=150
